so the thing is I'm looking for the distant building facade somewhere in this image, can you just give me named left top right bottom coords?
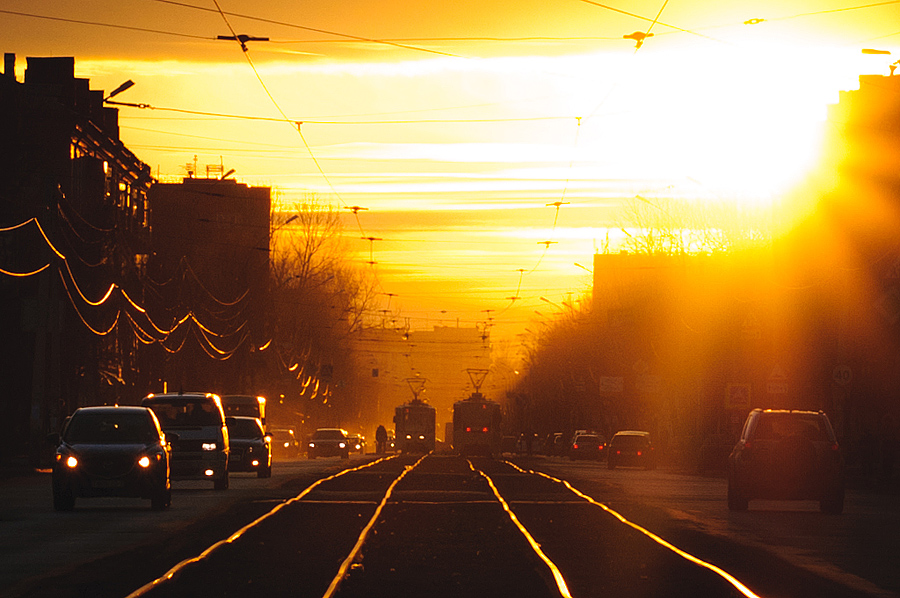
left=353, top=325, right=491, bottom=442
left=146, top=178, right=271, bottom=394
left=0, top=54, right=152, bottom=465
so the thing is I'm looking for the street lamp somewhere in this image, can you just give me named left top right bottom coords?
left=103, top=80, right=134, bottom=102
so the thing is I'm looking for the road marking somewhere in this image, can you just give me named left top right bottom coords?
left=504, top=460, right=762, bottom=598
left=469, top=460, right=574, bottom=598
left=124, top=455, right=399, bottom=597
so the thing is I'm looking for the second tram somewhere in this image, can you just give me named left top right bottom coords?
left=452, top=392, right=502, bottom=457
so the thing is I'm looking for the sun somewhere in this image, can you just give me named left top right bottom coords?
left=565, top=41, right=872, bottom=208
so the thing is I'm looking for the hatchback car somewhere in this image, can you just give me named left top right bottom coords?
left=607, top=430, right=656, bottom=470
left=51, top=406, right=172, bottom=511
left=727, top=409, right=844, bottom=514
left=307, top=428, right=350, bottom=459
left=226, top=416, right=272, bottom=478
left=569, top=434, right=606, bottom=461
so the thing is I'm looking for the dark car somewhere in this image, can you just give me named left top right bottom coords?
left=569, top=433, right=606, bottom=461
left=270, top=428, right=301, bottom=459
left=727, top=409, right=844, bottom=514
left=607, top=430, right=656, bottom=470
left=307, top=428, right=349, bottom=459
left=226, top=416, right=272, bottom=478
left=346, top=434, right=365, bottom=454
left=51, top=406, right=172, bottom=511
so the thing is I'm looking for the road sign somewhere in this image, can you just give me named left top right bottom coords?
left=832, top=365, right=852, bottom=386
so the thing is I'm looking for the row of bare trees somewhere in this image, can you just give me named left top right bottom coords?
left=261, top=196, right=380, bottom=432
left=507, top=195, right=780, bottom=462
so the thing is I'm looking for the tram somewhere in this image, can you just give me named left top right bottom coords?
left=452, top=392, right=502, bottom=457
left=393, top=398, right=436, bottom=453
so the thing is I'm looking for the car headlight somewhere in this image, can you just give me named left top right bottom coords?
left=138, top=456, right=151, bottom=468
left=202, top=443, right=217, bottom=451
left=339, top=442, right=346, bottom=449
left=308, top=442, right=315, bottom=448
left=65, top=455, right=78, bottom=469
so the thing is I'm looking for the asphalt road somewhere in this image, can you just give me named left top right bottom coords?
left=2, top=454, right=897, bottom=598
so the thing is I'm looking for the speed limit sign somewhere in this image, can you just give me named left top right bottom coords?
left=833, top=365, right=852, bottom=386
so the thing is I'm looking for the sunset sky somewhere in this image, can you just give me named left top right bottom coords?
left=4, top=0, right=899, bottom=341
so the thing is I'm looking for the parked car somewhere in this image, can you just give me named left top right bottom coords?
left=141, top=392, right=230, bottom=490
left=727, top=409, right=845, bottom=514
left=270, top=428, right=301, bottom=459
left=51, top=406, right=172, bottom=511
left=307, top=428, right=350, bottom=459
left=607, top=430, right=656, bottom=470
left=226, top=416, right=272, bottom=478
left=569, top=433, right=606, bottom=461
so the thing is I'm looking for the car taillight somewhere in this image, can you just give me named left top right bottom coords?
left=573, top=444, right=579, bottom=450
left=482, top=427, right=489, bottom=433
left=466, top=427, right=472, bottom=432
left=637, top=451, right=643, bottom=456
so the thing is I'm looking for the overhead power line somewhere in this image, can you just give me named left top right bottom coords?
left=0, top=9, right=211, bottom=40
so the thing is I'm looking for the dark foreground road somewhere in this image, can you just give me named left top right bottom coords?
left=5, top=454, right=896, bottom=598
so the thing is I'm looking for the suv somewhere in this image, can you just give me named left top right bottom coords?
left=727, top=409, right=844, bottom=514
left=307, top=428, right=350, bottom=459
left=141, top=393, right=230, bottom=490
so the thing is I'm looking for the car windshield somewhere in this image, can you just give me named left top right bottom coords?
left=612, top=435, right=649, bottom=448
left=313, top=429, right=345, bottom=440
left=64, top=411, right=157, bottom=444
left=228, top=418, right=263, bottom=439
left=753, top=414, right=830, bottom=442
left=146, top=399, right=221, bottom=428
left=575, top=435, right=600, bottom=444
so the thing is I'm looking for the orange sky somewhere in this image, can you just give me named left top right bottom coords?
left=4, top=0, right=899, bottom=341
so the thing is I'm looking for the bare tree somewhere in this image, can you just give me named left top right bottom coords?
left=617, top=195, right=771, bottom=255
left=264, top=195, right=380, bottom=426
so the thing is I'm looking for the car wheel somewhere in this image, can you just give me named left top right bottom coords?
left=258, top=464, right=272, bottom=478
left=727, top=481, right=748, bottom=511
left=151, top=488, right=172, bottom=510
left=53, top=488, right=75, bottom=512
left=820, top=489, right=845, bottom=515
left=214, top=472, right=229, bottom=491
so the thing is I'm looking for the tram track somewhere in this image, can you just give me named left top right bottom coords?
left=125, top=454, right=767, bottom=598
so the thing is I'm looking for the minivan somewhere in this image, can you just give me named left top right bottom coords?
left=141, top=392, right=230, bottom=490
